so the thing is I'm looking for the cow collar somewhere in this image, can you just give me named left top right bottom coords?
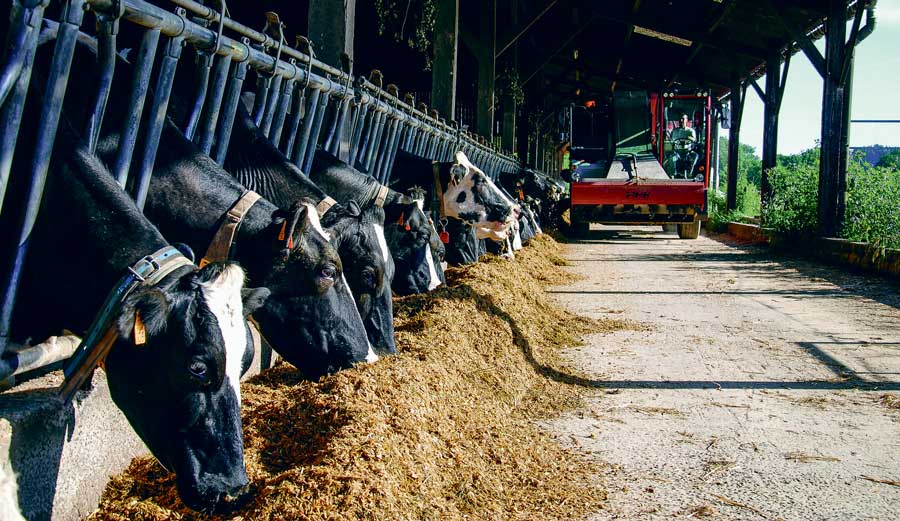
left=373, top=184, right=390, bottom=208
left=200, top=190, right=262, bottom=267
left=58, top=246, right=193, bottom=404
left=316, top=196, right=337, bottom=217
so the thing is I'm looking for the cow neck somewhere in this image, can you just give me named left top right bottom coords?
left=57, top=144, right=171, bottom=276
left=144, top=130, right=282, bottom=270
left=225, top=105, right=330, bottom=210
left=309, top=150, right=383, bottom=207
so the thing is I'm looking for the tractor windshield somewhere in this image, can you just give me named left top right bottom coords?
left=662, top=98, right=708, bottom=180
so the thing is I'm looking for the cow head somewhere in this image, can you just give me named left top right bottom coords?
left=441, top=152, right=516, bottom=232
left=250, top=201, right=376, bottom=379
left=104, top=262, right=269, bottom=514
left=322, top=202, right=397, bottom=355
left=387, top=189, right=445, bottom=295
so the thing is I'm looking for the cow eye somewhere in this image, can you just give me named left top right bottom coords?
left=361, top=268, right=376, bottom=288
left=320, top=266, right=336, bottom=280
left=188, top=360, right=208, bottom=381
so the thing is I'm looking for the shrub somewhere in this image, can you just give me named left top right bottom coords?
left=843, top=162, right=900, bottom=249
left=762, top=163, right=820, bottom=237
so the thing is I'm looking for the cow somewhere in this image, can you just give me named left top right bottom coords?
left=388, top=149, right=516, bottom=265
left=0, top=127, right=268, bottom=513
left=221, top=106, right=398, bottom=354
left=390, top=149, right=517, bottom=234
left=390, top=187, right=446, bottom=294
left=307, top=150, right=443, bottom=295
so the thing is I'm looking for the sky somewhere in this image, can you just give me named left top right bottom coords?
left=734, top=0, right=900, bottom=156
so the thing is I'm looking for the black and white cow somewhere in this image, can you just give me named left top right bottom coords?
left=0, top=129, right=267, bottom=513
left=389, top=187, right=445, bottom=294
left=221, top=107, right=398, bottom=354
left=307, top=151, right=443, bottom=296
left=390, top=149, right=516, bottom=264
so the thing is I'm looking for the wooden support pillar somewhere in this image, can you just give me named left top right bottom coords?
left=432, top=0, right=459, bottom=121
left=476, top=0, right=497, bottom=137
left=501, top=0, right=518, bottom=153
left=308, top=0, right=355, bottom=160
left=308, top=0, right=355, bottom=69
left=726, top=80, right=746, bottom=211
left=760, top=49, right=790, bottom=205
left=818, top=0, right=850, bottom=238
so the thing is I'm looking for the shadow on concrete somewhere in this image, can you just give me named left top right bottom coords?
left=562, top=227, right=900, bottom=312
left=0, top=386, right=73, bottom=520
left=445, top=284, right=900, bottom=393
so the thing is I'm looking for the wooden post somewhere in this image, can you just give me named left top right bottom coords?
left=432, top=0, right=459, bottom=121
left=308, top=0, right=355, bottom=160
left=501, top=0, right=518, bottom=153
left=761, top=49, right=789, bottom=205
left=818, top=0, right=849, bottom=238
left=476, top=0, right=497, bottom=138
left=307, top=0, right=355, bottom=69
left=726, top=80, right=746, bottom=211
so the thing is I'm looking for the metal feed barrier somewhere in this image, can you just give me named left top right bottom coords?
left=0, top=0, right=521, bottom=382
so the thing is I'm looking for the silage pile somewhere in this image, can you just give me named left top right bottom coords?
left=89, top=235, right=633, bottom=521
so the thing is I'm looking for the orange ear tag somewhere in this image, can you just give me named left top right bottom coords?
left=277, top=220, right=287, bottom=241
left=134, top=312, right=147, bottom=346
left=518, top=188, right=525, bottom=201
left=405, top=222, right=411, bottom=231
left=396, top=212, right=405, bottom=225
left=198, top=258, right=210, bottom=268
left=287, top=235, right=294, bottom=250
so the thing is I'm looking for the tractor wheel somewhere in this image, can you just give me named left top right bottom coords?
left=677, top=220, right=701, bottom=239
left=571, top=219, right=590, bottom=238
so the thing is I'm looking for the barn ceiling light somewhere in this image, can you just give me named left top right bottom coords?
left=633, top=25, right=693, bottom=47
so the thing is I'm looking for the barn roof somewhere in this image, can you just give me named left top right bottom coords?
left=512, top=0, right=860, bottom=106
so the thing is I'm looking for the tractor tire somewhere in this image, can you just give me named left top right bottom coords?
left=571, top=219, right=590, bottom=238
left=677, top=220, right=701, bottom=239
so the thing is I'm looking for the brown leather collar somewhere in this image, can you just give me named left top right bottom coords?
left=373, top=184, right=390, bottom=208
left=200, top=191, right=262, bottom=267
left=316, top=196, right=337, bottom=217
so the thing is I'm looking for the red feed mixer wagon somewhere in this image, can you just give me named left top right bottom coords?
left=564, top=88, right=714, bottom=239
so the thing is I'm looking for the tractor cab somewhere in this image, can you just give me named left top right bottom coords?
left=566, top=88, right=713, bottom=239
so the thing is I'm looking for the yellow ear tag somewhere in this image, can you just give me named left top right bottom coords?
left=198, top=258, right=210, bottom=268
left=134, top=312, right=147, bottom=346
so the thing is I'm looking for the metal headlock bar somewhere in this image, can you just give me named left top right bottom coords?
left=0, top=0, right=521, bottom=364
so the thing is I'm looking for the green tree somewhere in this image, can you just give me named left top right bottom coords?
left=876, top=149, right=900, bottom=170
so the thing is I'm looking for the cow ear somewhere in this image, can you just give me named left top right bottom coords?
left=117, top=288, right=170, bottom=343
left=241, top=287, right=270, bottom=317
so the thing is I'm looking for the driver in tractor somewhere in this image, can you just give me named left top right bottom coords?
left=666, top=112, right=700, bottom=179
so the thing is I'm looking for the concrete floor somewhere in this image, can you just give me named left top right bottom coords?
left=545, top=226, right=900, bottom=521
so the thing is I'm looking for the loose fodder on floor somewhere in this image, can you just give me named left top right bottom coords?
left=89, top=235, right=628, bottom=521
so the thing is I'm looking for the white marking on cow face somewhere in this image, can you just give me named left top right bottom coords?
left=512, top=220, right=523, bottom=250
left=412, top=197, right=442, bottom=291
left=372, top=222, right=389, bottom=265
left=443, top=152, right=514, bottom=232
left=198, top=264, right=247, bottom=406
left=304, top=202, right=331, bottom=241
left=340, top=273, right=379, bottom=364
left=424, top=243, right=441, bottom=290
